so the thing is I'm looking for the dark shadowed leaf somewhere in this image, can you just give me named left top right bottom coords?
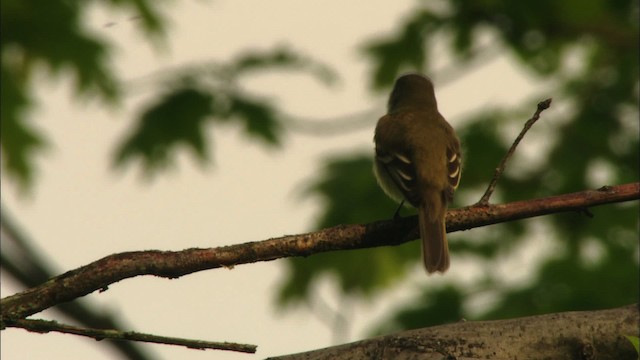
left=1, top=0, right=119, bottom=101
left=225, top=95, right=282, bottom=146
left=371, top=286, right=465, bottom=335
left=362, top=11, right=442, bottom=89
left=277, top=155, right=422, bottom=305
left=1, top=0, right=168, bottom=190
left=109, top=46, right=336, bottom=176
left=0, top=65, right=46, bottom=189
left=114, top=87, right=212, bottom=173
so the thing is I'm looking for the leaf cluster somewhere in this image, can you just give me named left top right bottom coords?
left=1, top=0, right=165, bottom=190
left=113, top=47, right=336, bottom=174
left=277, top=0, right=639, bottom=335
left=1, top=1, right=336, bottom=187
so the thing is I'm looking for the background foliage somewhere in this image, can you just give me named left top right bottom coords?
left=2, top=0, right=638, bottom=351
left=278, top=0, right=640, bottom=333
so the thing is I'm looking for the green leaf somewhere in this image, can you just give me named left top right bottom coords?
left=1, top=0, right=169, bottom=189
left=625, top=335, right=639, bottom=353
left=362, top=10, right=441, bottom=89
left=0, top=64, right=46, bottom=190
left=370, top=286, right=465, bottom=335
left=112, top=45, right=338, bottom=176
left=1, top=0, right=119, bottom=101
left=277, top=155, right=420, bottom=306
left=225, top=95, right=281, bottom=146
left=114, top=87, right=213, bottom=173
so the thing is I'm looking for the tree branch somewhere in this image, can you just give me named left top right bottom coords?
left=267, top=304, right=639, bottom=360
left=3, top=318, right=256, bottom=353
left=478, top=98, right=553, bottom=205
left=1, top=207, right=153, bottom=360
left=2, top=182, right=637, bottom=321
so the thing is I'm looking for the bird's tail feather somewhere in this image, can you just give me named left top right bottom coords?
left=419, top=200, right=449, bottom=274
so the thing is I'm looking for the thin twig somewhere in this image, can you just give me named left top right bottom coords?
left=477, top=98, right=553, bottom=205
left=4, top=318, right=257, bottom=354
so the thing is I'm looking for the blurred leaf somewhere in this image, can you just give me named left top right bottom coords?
left=479, top=219, right=639, bottom=320
left=114, top=79, right=288, bottom=175
left=277, top=155, right=421, bottom=305
left=291, top=0, right=640, bottom=336
left=306, top=156, right=396, bottom=228
left=1, top=0, right=119, bottom=101
left=114, top=46, right=335, bottom=177
left=1, top=0, right=169, bottom=190
left=455, top=111, right=509, bottom=189
left=0, top=64, right=46, bottom=189
left=114, top=87, right=212, bottom=173
left=370, top=286, right=465, bottom=335
left=361, top=11, right=442, bottom=89
left=225, top=95, right=281, bottom=146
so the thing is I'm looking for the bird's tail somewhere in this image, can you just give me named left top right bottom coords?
left=418, top=193, right=449, bottom=274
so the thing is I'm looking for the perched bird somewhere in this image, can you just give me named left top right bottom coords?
left=373, top=74, right=461, bottom=274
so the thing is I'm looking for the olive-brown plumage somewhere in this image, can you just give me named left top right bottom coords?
left=373, top=74, right=461, bottom=274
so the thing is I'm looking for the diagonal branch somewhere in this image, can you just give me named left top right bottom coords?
left=4, top=318, right=256, bottom=353
left=477, top=98, right=553, bottom=205
left=2, top=183, right=638, bottom=320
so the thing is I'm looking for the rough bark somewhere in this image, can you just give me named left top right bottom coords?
left=269, top=304, right=639, bottom=360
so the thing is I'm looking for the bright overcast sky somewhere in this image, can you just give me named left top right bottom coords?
left=1, top=1, right=541, bottom=359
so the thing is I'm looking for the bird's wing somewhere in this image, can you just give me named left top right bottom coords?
left=375, top=146, right=421, bottom=206
left=445, top=139, right=461, bottom=201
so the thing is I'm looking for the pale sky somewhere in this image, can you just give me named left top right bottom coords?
left=1, top=1, right=543, bottom=359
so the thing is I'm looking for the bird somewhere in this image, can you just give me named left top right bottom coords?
left=373, top=73, right=461, bottom=274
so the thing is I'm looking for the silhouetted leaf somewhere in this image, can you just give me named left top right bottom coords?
left=277, top=155, right=421, bottom=305
left=1, top=0, right=118, bottom=101
left=370, top=286, right=465, bottom=335
left=1, top=0, right=168, bottom=189
left=225, top=95, right=281, bottom=146
left=114, top=87, right=213, bottom=173
left=0, top=64, right=46, bottom=189
left=362, top=11, right=442, bottom=89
